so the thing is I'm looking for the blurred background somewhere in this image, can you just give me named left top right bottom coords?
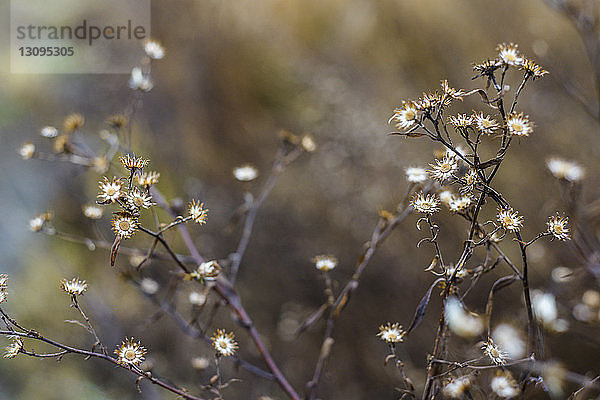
left=1, top=0, right=600, bottom=399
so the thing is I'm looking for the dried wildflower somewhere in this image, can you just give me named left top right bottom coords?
left=189, top=260, right=221, bottom=281
left=442, top=376, right=471, bottom=398
left=546, top=158, right=584, bottom=182
left=482, top=338, right=508, bottom=365
left=428, top=155, right=458, bottom=183
left=300, top=134, right=317, bottom=152
left=136, top=171, right=160, bottom=186
left=107, top=114, right=128, bottom=128
left=97, top=177, right=123, bottom=203
left=140, top=278, right=159, bottom=295
left=0, top=291, right=6, bottom=304
left=53, top=134, right=70, bottom=153
left=497, top=43, right=522, bottom=66
left=211, top=329, right=238, bottom=356
left=411, top=192, right=440, bottom=214
left=460, top=169, right=478, bottom=194
left=120, top=154, right=149, bottom=170
left=92, top=157, right=109, bottom=174
left=233, top=164, right=259, bottom=182
left=390, top=101, right=419, bottom=130
left=129, top=67, right=153, bottom=91
left=63, top=113, right=84, bottom=133
left=448, top=196, right=472, bottom=213
left=40, top=126, right=58, bottom=138
left=4, top=337, right=23, bottom=359
left=29, top=212, right=51, bottom=232
left=417, top=91, right=443, bottom=111
left=313, top=255, right=338, bottom=271
left=473, top=59, right=501, bottom=76
left=111, top=213, right=139, bottom=239
left=60, top=278, right=88, bottom=296
left=445, top=297, right=484, bottom=338
left=189, top=291, right=207, bottom=306
left=440, top=80, right=465, bottom=101
left=520, top=58, right=548, bottom=79
left=83, top=204, right=103, bottom=219
left=448, top=114, right=473, bottom=128
left=506, top=112, right=533, bottom=137
left=18, top=142, right=35, bottom=159
left=144, top=40, right=165, bottom=60
left=115, top=338, right=147, bottom=366
left=491, top=372, right=519, bottom=398
left=126, top=187, right=154, bottom=209
left=377, top=322, right=405, bottom=343
left=405, top=167, right=428, bottom=183
left=497, top=208, right=523, bottom=232
left=473, top=112, right=499, bottom=134
left=0, top=274, right=7, bottom=290
left=188, top=200, right=208, bottom=225
left=546, top=214, right=570, bottom=241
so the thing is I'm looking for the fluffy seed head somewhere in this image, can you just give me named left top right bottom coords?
left=405, top=167, right=427, bottom=183
left=83, top=204, right=103, bottom=219
left=19, top=142, right=35, bottom=160
left=546, top=158, right=584, bottom=182
left=442, top=376, right=471, bottom=398
left=491, top=372, right=520, bottom=398
left=144, top=40, right=165, bottom=60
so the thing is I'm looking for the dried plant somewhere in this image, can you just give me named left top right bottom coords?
left=5, top=35, right=600, bottom=400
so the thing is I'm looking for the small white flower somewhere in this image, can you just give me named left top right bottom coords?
left=497, top=43, right=523, bottom=66
left=506, top=112, right=533, bottom=137
left=428, top=155, right=459, bottom=183
left=194, top=260, right=221, bottom=281
left=405, top=167, right=427, bottom=183
left=497, top=208, right=523, bottom=232
left=411, top=192, right=440, bottom=214
left=115, top=338, right=147, bottom=366
left=313, top=255, right=338, bottom=271
left=390, top=102, right=419, bottom=130
left=60, top=278, right=88, bottom=296
left=448, top=196, right=472, bottom=212
left=233, top=164, right=259, bottom=182
left=482, top=338, right=509, bottom=365
left=377, top=322, right=405, bottom=343
left=439, top=190, right=454, bottom=205
left=40, top=126, right=58, bottom=138
left=546, top=214, right=570, bottom=241
left=211, top=329, right=238, bottom=356
left=144, top=40, right=165, bottom=60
